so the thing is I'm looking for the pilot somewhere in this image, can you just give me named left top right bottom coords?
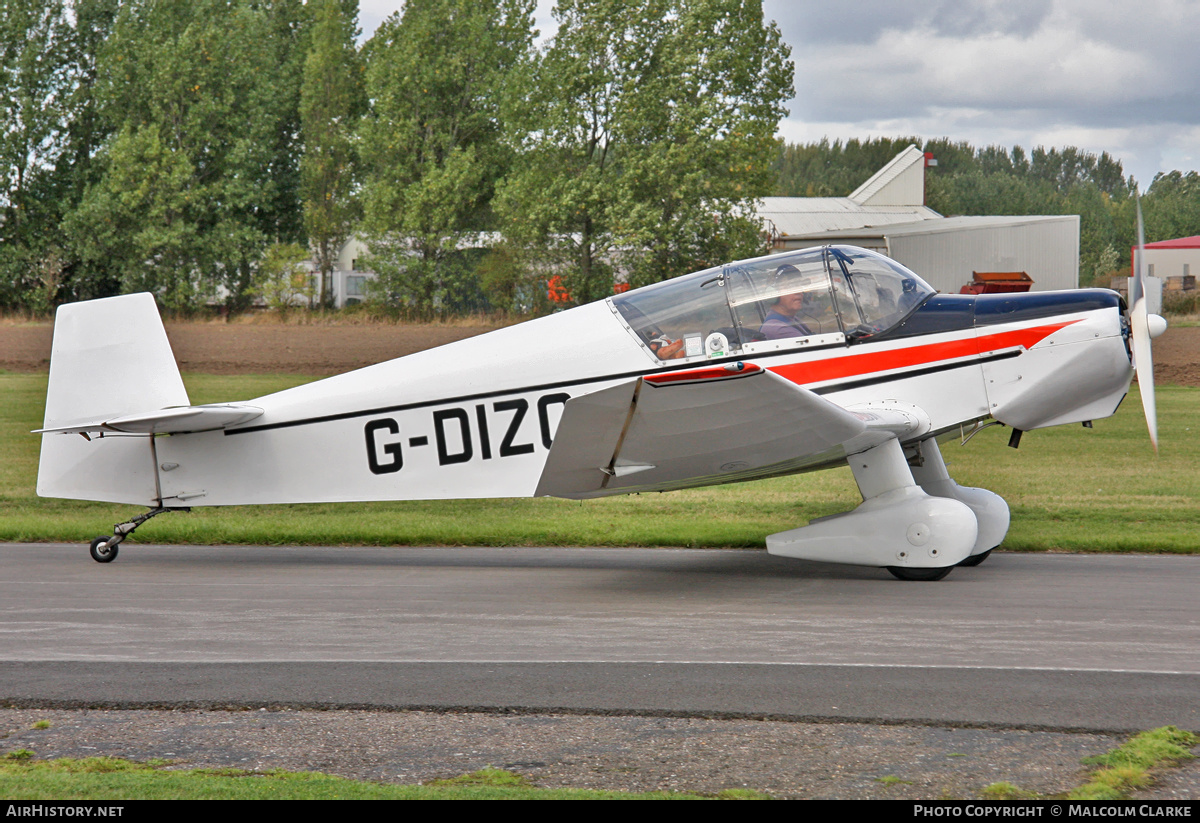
left=760, top=264, right=814, bottom=339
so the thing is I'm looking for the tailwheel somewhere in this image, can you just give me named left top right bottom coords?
left=83, top=506, right=190, bottom=564
left=887, top=565, right=953, bottom=581
left=958, top=548, right=994, bottom=567
left=89, top=536, right=119, bottom=563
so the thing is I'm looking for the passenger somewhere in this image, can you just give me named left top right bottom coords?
left=897, top=278, right=923, bottom=314
left=759, top=264, right=814, bottom=339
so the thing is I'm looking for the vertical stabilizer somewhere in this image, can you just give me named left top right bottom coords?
left=37, top=293, right=188, bottom=505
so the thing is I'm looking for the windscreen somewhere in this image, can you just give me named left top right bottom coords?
left=826, top=246, right=935, bottom=335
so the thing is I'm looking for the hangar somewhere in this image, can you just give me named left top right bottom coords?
left=759, top=145, right=1080, bottom=295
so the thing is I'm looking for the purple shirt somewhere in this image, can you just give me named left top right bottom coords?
left=760, top=310, right=812, bottom=340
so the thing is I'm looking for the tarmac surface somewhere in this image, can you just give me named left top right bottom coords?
left=1, top=544, right=1197, bottom=798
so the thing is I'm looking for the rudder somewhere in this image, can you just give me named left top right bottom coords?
left=37, top=293, right=188, bottom=505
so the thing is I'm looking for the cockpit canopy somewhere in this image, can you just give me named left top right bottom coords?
left=610, top=245, right=935, bottom=362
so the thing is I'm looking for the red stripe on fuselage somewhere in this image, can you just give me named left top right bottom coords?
left=767, top=320, right=1081, bottom=387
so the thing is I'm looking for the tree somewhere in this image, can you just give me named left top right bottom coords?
left=301, top=0, right=363, bottom=307
left=1143, top=171, right=1200, bottom=243
left=0, top=0, right=125, bottom=309
left=0, top=0, right=73, bottom=307
left=0, top=0, right=69, bottom=240
left=51, top=0, right=122, bottom=303
left=615, top=0, right=794, bottom=287
left=498, top=0, right=793, bottom=305
left=251, top=241, right=314, bottom=313
left=772, top=137, right=922, bottom=199
left=67, top=0, right=308, bottom=310
left=358, top=0, right=534, bottom=314
left=67, top=126, right=204, bottom=309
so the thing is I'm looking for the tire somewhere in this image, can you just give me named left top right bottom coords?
left=89, top=536, right=118, bottom=563
left=886, top=565, right=953, bottom=581
left=958, top=548, right=994, bottom=567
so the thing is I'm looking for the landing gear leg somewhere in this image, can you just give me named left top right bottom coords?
left=908, top=438, right=1009, bottom=565
left=87, top=506, right=190, bottom=563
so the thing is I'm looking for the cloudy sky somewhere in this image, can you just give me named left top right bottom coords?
left=358, top=0, right=1198, bottom=190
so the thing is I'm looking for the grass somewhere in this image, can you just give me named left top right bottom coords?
left=980, top=781, right=1039, bottom=800
left=0, top=760, right=750, bottom=800
left=2, top=371, right=1198, bottom=552
left=981, top=726, right=1197, bottom=801
left=2, top=726, right=1193, bottom=800
left=1070, top=726, right=1198, bottom=800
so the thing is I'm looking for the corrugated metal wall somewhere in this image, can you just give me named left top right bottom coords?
left=887, top=218, right=1079, bottom=294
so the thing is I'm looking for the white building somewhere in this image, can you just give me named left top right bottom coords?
left=325, top=236, right=373, bottom=307
left=1136, top=235, right=1200, bottom=282
left=759, top=145, right=1080, bottom=295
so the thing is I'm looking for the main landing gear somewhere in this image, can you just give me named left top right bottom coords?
left=87, top=506, right=190, bottom=563
left=908, top=438, right=1009, bottom=571
left=957, top=548, right=993, bottom=568
left=886, top=565, right=955, bottom=582
left=766, top=436, right=1009, bottom=581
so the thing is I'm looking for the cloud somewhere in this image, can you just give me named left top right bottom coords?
left=357, top=1, right=1199, bottom=187
left=779, top=0, right=1050, bottom=43
left=766, top=0, right=1200, bottom=186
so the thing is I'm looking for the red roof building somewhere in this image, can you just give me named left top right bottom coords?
left=1132, top=236, right=1200, bottom=283
left=1145, top=235, right=1200, bottom=249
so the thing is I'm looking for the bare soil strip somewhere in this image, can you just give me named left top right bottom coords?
left=0, top=321, right=501, bottom=376
left=2, top=320, right=1198, bottom=384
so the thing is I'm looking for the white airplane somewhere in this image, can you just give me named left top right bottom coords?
left=35, top=242, right=1165, bottom=579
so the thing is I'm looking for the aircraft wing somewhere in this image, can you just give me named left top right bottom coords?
left=535, top=363, right=868, bottom=497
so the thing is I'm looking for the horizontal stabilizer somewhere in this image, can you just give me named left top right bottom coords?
left=36, top=404, right=264, bottom=435
left=536, top=365, right=866, bottom=498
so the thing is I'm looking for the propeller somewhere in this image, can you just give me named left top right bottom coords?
left=1129, top=196, right=1166, bottom=453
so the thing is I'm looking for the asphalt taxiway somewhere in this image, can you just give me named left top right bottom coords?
left=1, top=544, right=1196, bottom=732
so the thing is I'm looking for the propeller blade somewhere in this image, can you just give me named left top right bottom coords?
left=1131, top=196, right=1158, bottom=452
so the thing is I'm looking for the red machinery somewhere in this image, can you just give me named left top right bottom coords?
left=959, top=271, right=1033, bottom=295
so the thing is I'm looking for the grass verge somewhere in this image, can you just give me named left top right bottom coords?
left=0, top=759, right=754, bottom=800
left=3, top=726, right=1194, bottom=800
left=3, top=372, right=1197, bottom=552
left=982, top=726, right=1197, bottom=801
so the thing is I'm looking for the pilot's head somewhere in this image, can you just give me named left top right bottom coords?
left=773, top=264, right=802, bottom=286
left=771, top=264, right=807, bottom=315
